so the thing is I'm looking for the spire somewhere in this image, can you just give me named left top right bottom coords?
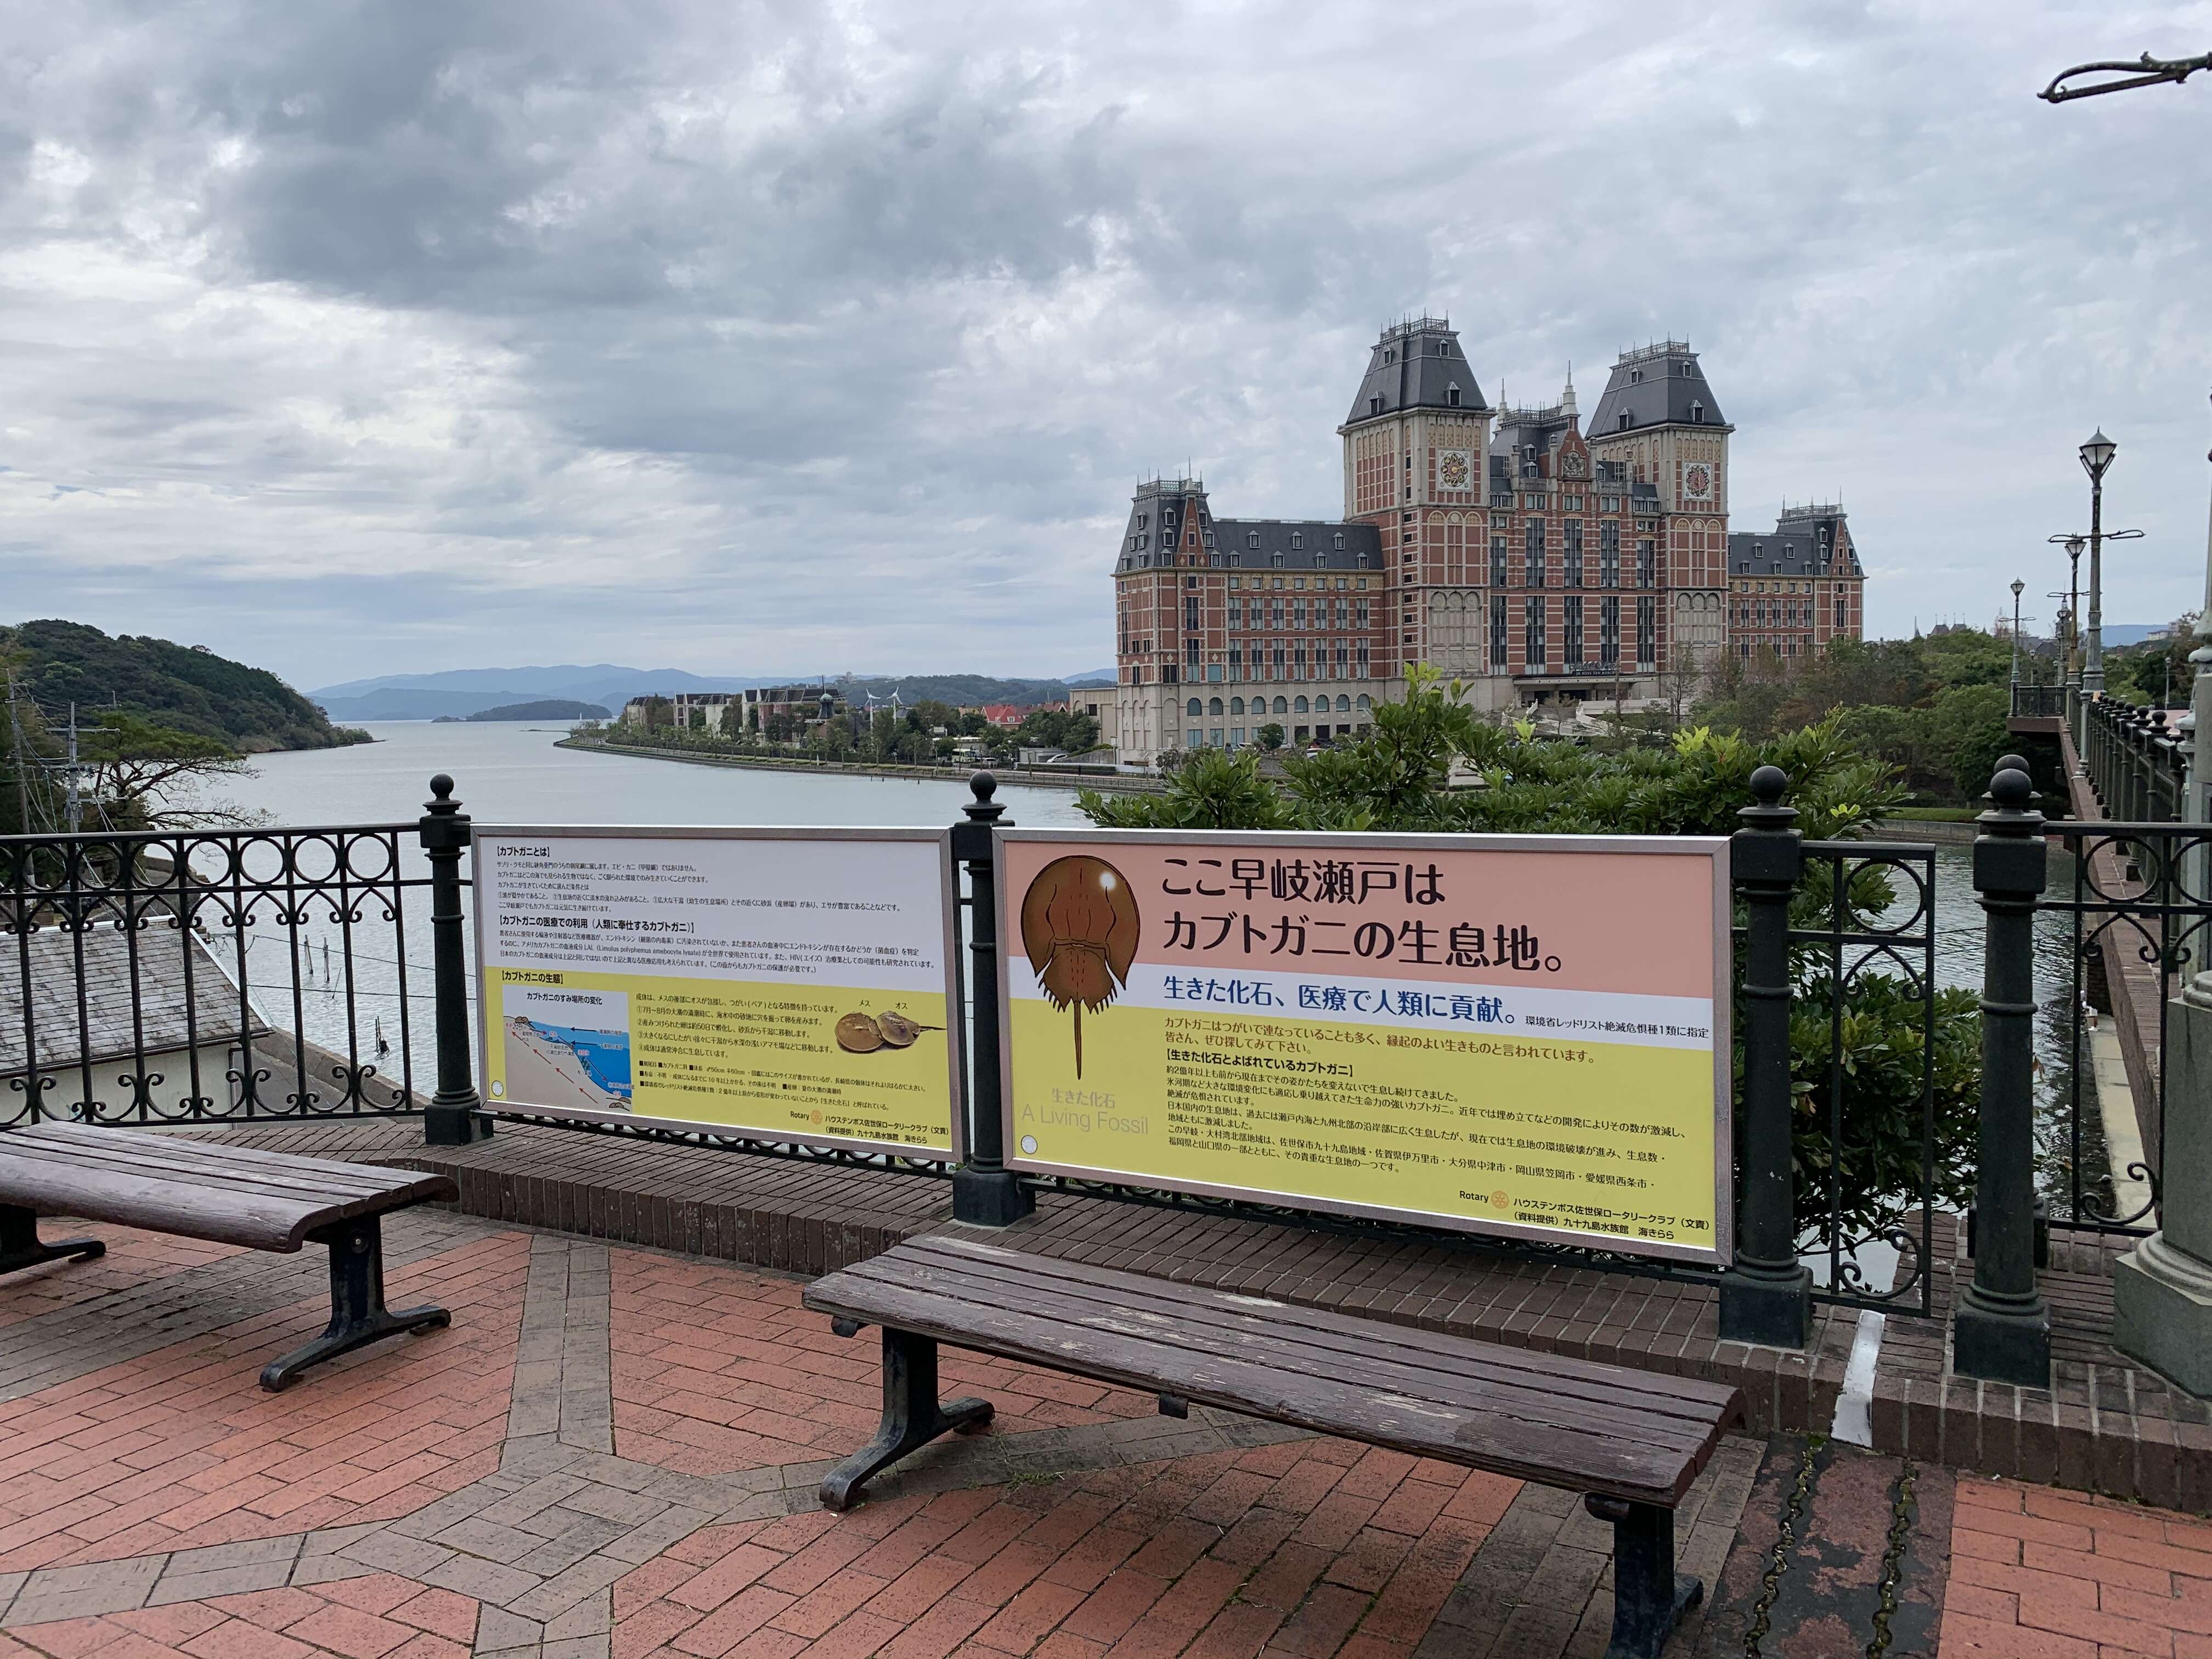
left=1561, top=364, right=1577, bottom=419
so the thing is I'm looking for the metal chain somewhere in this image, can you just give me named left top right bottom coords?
left=1863, top=1459, right=1918, bottom=1658
left=1742, top=1437, right=1821, bottom=1658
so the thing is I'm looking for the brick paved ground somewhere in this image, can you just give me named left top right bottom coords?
left=9, top=1203, right=2212, bottom=1657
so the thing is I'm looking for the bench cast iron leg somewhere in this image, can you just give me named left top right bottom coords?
left=1586, top=1495, right=1700, bottom=1659
left=819, top=1327, right=994, bottom=1511
left=0, top=1205, right=103, bottom=1277
left=259, top=1215, right=450, bottom=1392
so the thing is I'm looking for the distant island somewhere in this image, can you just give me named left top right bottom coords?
left=466, top=699, right=612, bottom=723
left=1, top=619, right=371, bottom=753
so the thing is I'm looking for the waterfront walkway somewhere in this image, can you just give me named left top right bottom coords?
left=3, top=1122, right=2212, bottom=1655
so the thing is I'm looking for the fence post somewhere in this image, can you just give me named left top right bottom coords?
left=1719, top=764, right=1812, bottom=1348
left=419, top=775, right=493, bottom=1146
left=1953, top=762, right=2049, bottom=1386
left=951, top=773, right=1032, bottom=1226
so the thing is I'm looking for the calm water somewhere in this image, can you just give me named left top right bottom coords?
left=199, top=721, right=1090, bottom=831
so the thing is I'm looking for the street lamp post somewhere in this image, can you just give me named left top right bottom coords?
left=2081, top=430, right=2117, bottom=698
left=2011, top=579, right=2025, bottom=688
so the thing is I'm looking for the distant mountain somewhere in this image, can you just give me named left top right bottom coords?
left=1063, top=668, right=1116, bottom=686
left=2, top=619, right=366, bottom=753
left=312, top=665, right=756, bottom=721
left=313, top=664, right=1092, bottom=720
left=466, top=699, right=611, bottom=723
left=2102, top=624, right=2174, bottom=648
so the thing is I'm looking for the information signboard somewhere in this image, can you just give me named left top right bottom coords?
left=473, top=826, right=962, bottom=1159
left=994, top=829, right=1730, bottom=1263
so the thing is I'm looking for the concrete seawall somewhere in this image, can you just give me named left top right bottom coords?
left=555, top=736, right=1163, bottom=793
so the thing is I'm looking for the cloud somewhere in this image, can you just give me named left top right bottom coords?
left=1, top=0, right=2208, bottom=689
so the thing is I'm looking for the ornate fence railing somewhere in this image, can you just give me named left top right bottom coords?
left=2012, top=683, right=2067, bottom=718
left=7, top=760, right=2123, bottom=1385
left=3, top=821, right=435, bottom=1126
left=2084, top=696, right=2187, bottom=823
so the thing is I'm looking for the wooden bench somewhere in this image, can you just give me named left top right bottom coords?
left=0, top=1123, right=459, bottom=1392
left=803, top=1234, right=1745, bottom=1659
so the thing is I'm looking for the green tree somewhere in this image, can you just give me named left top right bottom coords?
left=1256, top=723, right=1285, bottom=751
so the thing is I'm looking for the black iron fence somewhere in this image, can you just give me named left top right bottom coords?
left=10, top=759, right=2209, bottom=1391
left=2012, top=683, right=2067, bottom=719
left=3, top=820, right=436, bottom=1125
left=2083, top=696, right=2187, bottom=823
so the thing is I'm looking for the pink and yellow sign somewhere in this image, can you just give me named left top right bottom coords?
left=994, top=830, right=1731, bottom=1263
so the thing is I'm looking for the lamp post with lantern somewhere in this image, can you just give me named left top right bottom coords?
left=2010, top=579, right=2026, bottom=689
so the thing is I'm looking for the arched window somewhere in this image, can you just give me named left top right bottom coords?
left=1336, top=695, right=1351, bottom=712
left=1294, top=696, right=1310, bottom=714
left=1207, top=697, right=1223, bottom=716
left=1334, top=533, right=1344, bottom=550
left=1314, top=554, right=1327, bottom=569
left=1231, top=697, right=1245, bottom=715
left=1356, top=695, right=1372, bottom=710
left=1271, top=551, right=1284, bottom=567
left=1186, top=698, right=1202, bottom=717
left=1273, top=696, right=1289, bottom=714
left=1290, top=532, right=1303, bottom=549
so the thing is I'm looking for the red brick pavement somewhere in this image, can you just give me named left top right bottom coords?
left=1943, top=1476, right=2212, bottom=1658
left=609, top=1246, right=1156, bottom=1478
left=0, top=1227, right=528, bottom=1576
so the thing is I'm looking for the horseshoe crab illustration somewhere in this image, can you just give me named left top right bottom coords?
left=1019, top=855, right=1141, bottom=1077
left=833, top=1009, right=944, bottom=1053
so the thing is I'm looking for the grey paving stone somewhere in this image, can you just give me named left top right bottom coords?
left=5, top=1555, right=166, bottom=1626
left=388, top=1483, right=512, bottom=1541
left=554, top=1454, right=662, bottom=1494
left=512, top=1515, right=629, bottom=1578
left=476, top=1606, right=544, bottom=1650
left=478, top=1473, right=592, bottom=1527
left=148, top=1559, right=297, bottom=1605
left=501, top=1438, right=587, bottom=1479
left=303, top=1522, right=389, bottom=1555
left=165, top=1536, right=304, bottom=1573
left=0, top=1572, right=25, bottom=1621
left=291, top=1554, right=381, bottom=1587
left=600, top=1505, right=716, bottom=1565
left=554, top=1484, right=665, bottom=1527
left=435, top=1516, right=550, bottom=1566
left=505, top=1554, right=631, bottom=1624
left=543, top=1589, right=613, bottom=1639
left=426, top=1553, right=544, bottom=1606
left=543, top=1637, right=611, bottom=1659
left=340, top=1528, right=460, bottom=1577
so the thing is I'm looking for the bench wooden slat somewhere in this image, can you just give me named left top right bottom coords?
left=806, top=1240, right=1740, bottom=1507
left=2, top=1127, right=422, bottom=1199
left=840, top=1248, right=1716, bottom=1459
left=864, top=1238, right=1732, bottom=1444
left=0, top=1125, right=454, bottom=1252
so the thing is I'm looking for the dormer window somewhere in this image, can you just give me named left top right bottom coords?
left=1314, top=554, right=1327, bottom=569
left=1334, top=533, right=1344, bottom=550
left=1689, top=401, right=1704, bottom=422
left=1291, top=532, right=1303, bottom=549
left=1246, top=530, right=1261, bottom=548
left=1369, top=397, right=1382, bottom=415
left=1618, top=413, right=1633, bottom=431
left=1271, top=552, right=1284, bottom=567
left=1447, top=385, right=1462, bottom=407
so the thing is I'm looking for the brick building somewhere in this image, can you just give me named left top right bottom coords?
left=1110, top=320, right=1860, bottom=766
left=1724, top=505, right=1867, bottom=661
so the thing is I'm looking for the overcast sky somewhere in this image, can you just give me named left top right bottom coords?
left=3, top=1, right=2208, bottom=692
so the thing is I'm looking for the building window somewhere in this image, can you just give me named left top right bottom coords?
left=1637, top=539, right=1655, bottom=589
left=1524, top=519, right=1546, bottom=588
left=1291, top=532, right=1304, bottom=549
left=1369, top=397, right=1383, bottom=415
left=1186, top=698, right=1202, bottom=718
left=1184, top=597, right=1200, bottom=631
left=1564, top=597, right=1584, bottom=667
left=1490, top=537, right=1509, bottom=588
left=1599, top=521, right=1621, bottom=588
left=1271, top=551, right=1284, bottom=567
left=1229, top=727, right=1245, bottom=746
left=1636, top=594, right=1656, bottom=668
left=1618, top=412, right=1633, bottom=430
left=1247, top=530, right=1261, bottom=547
left=1600, top=595, right=1621, bottom=665
left=1489, top=594, right=1509, bottom=670
left=1334, top=533, right=1344, bottom=550
left=1689, top=400, right=1704, bottom=422
left=1524, top=598, right=1547, bottom=670
left=1188, top=729, right=1203, bottom=749
left=1184, top=638, right=1200, bottom=665
left=1564, top=520, right=1584, bottom=588
left=1294, top=696, right=1310, bottom=714
left=1836, top=597, right=1848, bottom=628
left=1447, top=385, right=1461, bottom=407
left=1208, top=697, right=1224, bottom=716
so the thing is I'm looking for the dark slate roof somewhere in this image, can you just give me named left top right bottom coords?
left=1215, top=520, right=1383, bottom=571
left=1587, top=343, right=1729, bottom=434
left=1728, top=510, right=1864, bottom=579
left=1343, top=319, right=1488, bottom=426
left=0, top=927, right=266, bottom=1078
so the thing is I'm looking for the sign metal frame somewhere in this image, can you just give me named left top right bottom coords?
left=470, top=823, right=967, bottom=1162
left=991, top=825, right=1733, bottom=1265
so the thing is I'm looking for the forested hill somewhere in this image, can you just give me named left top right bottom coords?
left=1, top=620, right=368, bottom=752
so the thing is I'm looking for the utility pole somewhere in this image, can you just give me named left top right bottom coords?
left=64, top=703, right=81, bottom=833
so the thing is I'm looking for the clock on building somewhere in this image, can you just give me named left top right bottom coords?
left=1437, top=449, right=1473, bottom=491
left=1684, top=463, right=1713, bottom=499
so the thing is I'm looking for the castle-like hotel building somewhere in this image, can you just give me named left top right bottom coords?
left=1111, top=319, right=1865, bottom=765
